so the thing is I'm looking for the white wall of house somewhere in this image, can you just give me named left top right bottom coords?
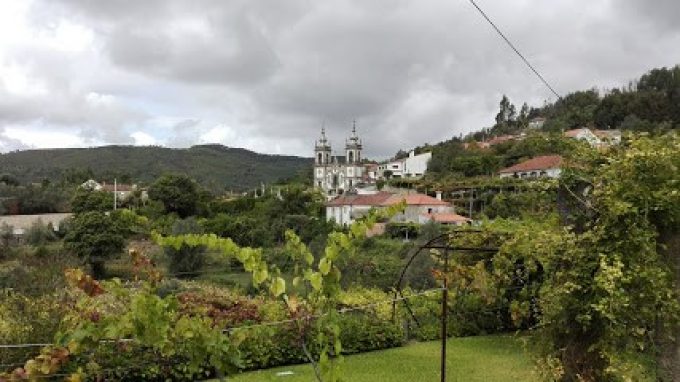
left=326, top=205, right=374, bottom=226
left=391, top=204, right=453, bottom=223
left=403, top=151, right=431, bottom=178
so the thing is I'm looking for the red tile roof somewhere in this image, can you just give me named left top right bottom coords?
left=564, top=128, right=590, bottom=138
left=423, top=213, right=470, bottom=223
left=593, top=129, right=621, bottom=138
left=499, top=155, right=563, bottom=173
left=101, top=184, right=135, bottom=192
left=487, top=135, right=519, bottom=146
left=381, top=193, right=449, bottom=206
left=326, top=192, right=393, bottom=206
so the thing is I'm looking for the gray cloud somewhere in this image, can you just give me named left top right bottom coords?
left=1, top=0, right=679, bottom=157
left=0, top=128, right=30, bottom=152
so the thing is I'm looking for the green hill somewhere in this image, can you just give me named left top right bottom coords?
left=0, top=144, right=312, bottom=192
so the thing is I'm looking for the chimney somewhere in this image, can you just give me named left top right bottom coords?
left=435, top=191, right=442, bottom=201
left=409, top=150, right=415, bottom=158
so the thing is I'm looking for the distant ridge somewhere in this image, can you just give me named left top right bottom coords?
left=0, top=145, right=312, bottom=191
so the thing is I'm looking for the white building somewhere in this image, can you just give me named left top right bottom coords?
left=325, top=192, right=393, bottom=226
left=528, top=117, right=546, bottom=129
left=403, top=151, right=432, bottom=178
left=499, top=155, right=563, bottom=179
left=314, top=123, right=365, bottom=197
left=378, top=151, right=432, bottom=179
left=80, top=179, right=145, bottom=203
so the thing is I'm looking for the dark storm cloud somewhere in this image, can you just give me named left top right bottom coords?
left=2, top=0, right=680, bottom=156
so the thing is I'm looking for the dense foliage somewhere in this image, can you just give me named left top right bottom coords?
left=490, top=134, right=680, bottom=380
left=148, top=174, right=203, bottom=218
left=63, top=212, right=126, bottom=278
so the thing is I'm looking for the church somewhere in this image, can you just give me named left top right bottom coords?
left=314, top=122, right=365, bottom=197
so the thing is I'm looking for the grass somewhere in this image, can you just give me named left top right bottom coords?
left=227, top=335, right=538, bottom=382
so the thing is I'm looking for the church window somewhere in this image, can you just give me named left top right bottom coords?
left=317, top=152, right=323, bottom=164
left=348, top=151, right=354, bottom=163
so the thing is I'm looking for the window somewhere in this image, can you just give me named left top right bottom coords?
left=348, top=151, right=354, bottom=163
left=317, top=152, right=322, bottom=164
left=427, top=208, right=433, bottom=214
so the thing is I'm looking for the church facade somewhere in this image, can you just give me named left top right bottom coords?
left=314, top=123, right=364, bottom=197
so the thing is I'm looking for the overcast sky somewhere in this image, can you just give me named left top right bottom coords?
left=0, top=0, right=679, bottom=158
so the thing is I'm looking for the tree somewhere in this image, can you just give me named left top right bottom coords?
left=518, top=102, right=530, bottom=129
left=64, top=212, right=125, bottom=278
left=71, top=189, right=114, bottom=213
left=148, top=174, right=201, bottom=218
left=495, top=95, right=515, bottom=127
left=0, top=173, right=19, bottom=186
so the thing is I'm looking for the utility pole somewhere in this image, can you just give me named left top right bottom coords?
left=113, top=178, right=117, bottom=210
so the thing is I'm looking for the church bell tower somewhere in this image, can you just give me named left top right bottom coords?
left=314, top=127, right=331, bottom=190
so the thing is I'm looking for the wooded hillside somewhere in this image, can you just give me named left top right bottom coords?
left=0, top=144, right=312, bottom=192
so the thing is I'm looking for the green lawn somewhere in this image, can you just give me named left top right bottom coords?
left=227, top=335, right=538, bottom=382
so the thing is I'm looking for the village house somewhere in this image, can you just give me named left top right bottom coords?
left=325, top=191, right=469, bottom=227
left=528, top=117, right=546, bottom=129
left=377, top=151, right=432, bottom=179
left=593, top=129, right=622, bottom=145
left=499, top=155, right=563, bottom=179
left=80, top=179, right=146, bottom=202
left=564, top=127, right=621, bottom=147
left=564, top=128, right=600, bottom=146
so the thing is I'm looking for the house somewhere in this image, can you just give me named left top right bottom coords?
left=499, top=155, right=563, bottom=179
left=403, top=151, right=431, bottom=178
left=381, top=193, right=453, bottom=224
left=377, top=151, right=432, bottom=179
left=528, top=117, right=546, bottom=129
left=101, top=183, right=136, bottom=201
left=326, top=192, right=393, bottom=226
left=325, top=191, right=462, bottom=227
left=80, top=179, right=143, bottom=202
left=363, top=163, right=379, bottom=182
left=593, top=129, right=622, bottom=146
left=564, top=128, right=601, bottom=146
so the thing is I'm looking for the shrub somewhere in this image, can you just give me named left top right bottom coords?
left=0, top=291, right=67, bottom=368
left=164, top=217, right=206, bottom=277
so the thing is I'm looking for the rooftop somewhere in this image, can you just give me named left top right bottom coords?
left=423, top=212, right=471, bottom=224
left=381, top=193, right=449, bottom=206
left=564, top=128, right=592, bottom=138
left=326, top=192, right=393, bottom=206
left=499, top=155, right=563, bottom=173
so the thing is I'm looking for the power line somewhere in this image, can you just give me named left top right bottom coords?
left=467, top=0, right=562, bottom=100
